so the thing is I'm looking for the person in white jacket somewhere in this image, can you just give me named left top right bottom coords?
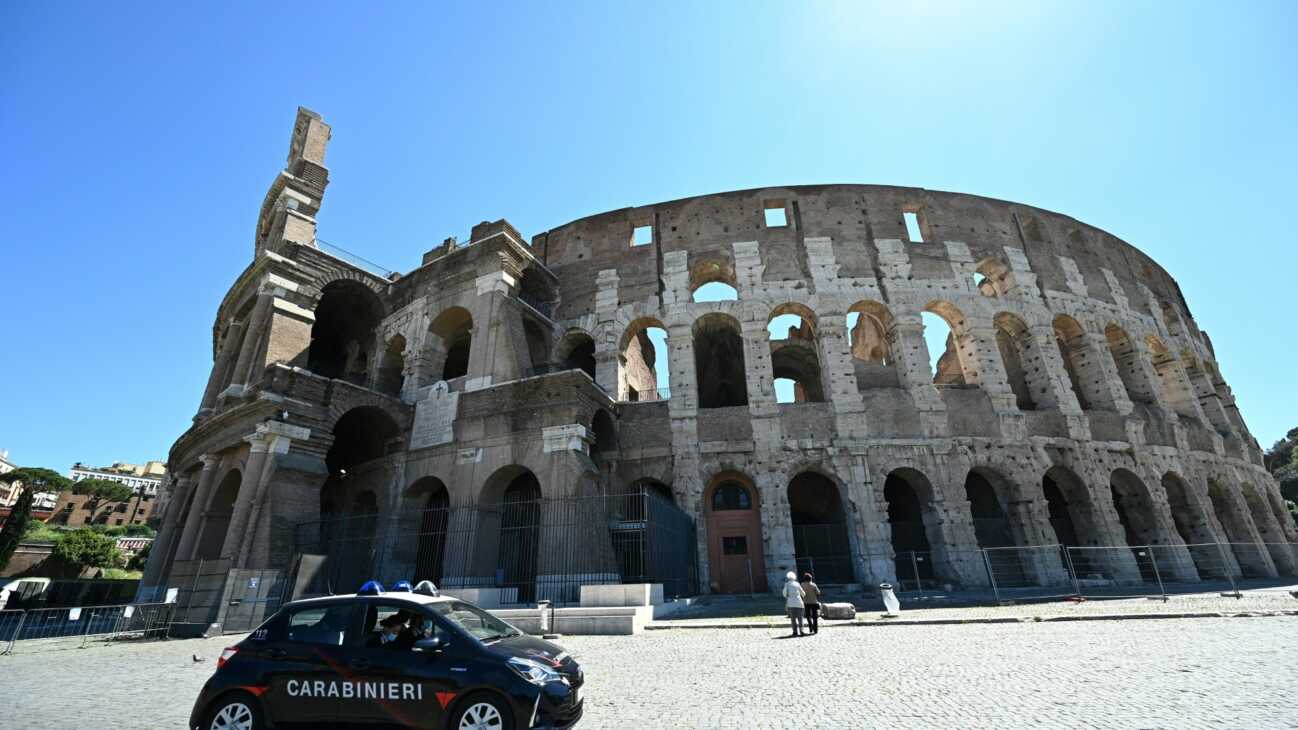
left=781, top=571, right=806, bottom=637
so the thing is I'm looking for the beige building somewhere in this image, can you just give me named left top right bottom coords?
left=49, top=491, right=155, bottom=528
left=141, top=109, right=1296, bottom=607
left=70, top=461, right=166, bottom=498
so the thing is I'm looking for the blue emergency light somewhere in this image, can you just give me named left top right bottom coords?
left=357, top=580, right=385, bottom=595
left=390, top=580, right=413, bottom=592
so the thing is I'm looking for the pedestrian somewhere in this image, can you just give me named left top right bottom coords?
left=782, top=570, right=806, bottom=637
left=800, top=572, right=821, bottom=634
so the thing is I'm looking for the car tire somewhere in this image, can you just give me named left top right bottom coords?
left=202, top=691, right=264, bottom=730
left=449, top=691, right=514, bottom=730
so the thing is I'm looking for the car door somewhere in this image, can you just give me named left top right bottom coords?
left=341, top=601, right=460, bottom=728
left=257, top=602, right=354, bottom=728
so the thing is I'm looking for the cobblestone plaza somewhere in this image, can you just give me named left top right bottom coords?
left=0, top=617, right=1293, bottom=728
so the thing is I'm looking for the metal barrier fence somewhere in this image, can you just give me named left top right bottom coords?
left=293, top=487, right=698, bottom=605
left=168, top=557, right=233, bottom=626
left=1, top=602, right=172, bottom=655
left=891, top=541, right=1298, bottom=602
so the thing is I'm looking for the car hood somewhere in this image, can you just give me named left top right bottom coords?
left=482, top=634, right=572, bottom=668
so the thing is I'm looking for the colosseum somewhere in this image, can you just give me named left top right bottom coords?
left=140, top=108, right=1296, bottom=619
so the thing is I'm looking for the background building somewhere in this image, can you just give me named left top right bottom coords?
left=140, top=110, right=1296, bottom=610
left=70, top=461, right=166, bottom=498
left=49, top=491, right=155, bottom=528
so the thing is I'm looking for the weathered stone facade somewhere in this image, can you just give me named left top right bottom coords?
left=141, top=109, right=1296, bottom=599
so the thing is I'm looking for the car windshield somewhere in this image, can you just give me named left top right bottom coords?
left=428, top=600, right=519, bottom=642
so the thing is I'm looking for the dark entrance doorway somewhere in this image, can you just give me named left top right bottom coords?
left=884, top=470, right=934, bottom=588
left=498, top=472, right=542, bottom=603
left=787, top=472, right=854, bottom=583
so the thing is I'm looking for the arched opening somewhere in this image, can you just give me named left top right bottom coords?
left=1146, top=336, right=1198, bottom=421
left=1105, top=324, right=1156, bottom=406
left=609, top=478, right=677, bottom=585
left=1206, top=479, right=1270, bottom=578
left=1052, top=315, right=1098, bottom=410
left=429, top=307, right=473, bottom=382
left=194, top=469, right=240, bottom=560
left=974, top=258, right=1012, bottom=298
left=1161, top=472, right=1227, bottom=578
left=1109, top=469, right=1163, bottom=583
left=965, top=470, right=1014, bottom=548
left=693, top=313, right=748, bottom=408
left=690, top=258, right=739, bottom=302
left=704, top=473, right=765, bottom=593
left=884, top=469, right=936, bottom=588
left=1042, top=472, right=1079, bottom=547
left=406, top=477, right=450, bottom=585
left=1240, top=485, right=1296, bottom=575
left=768, top=304, right=825, bottom=403
left=922, top=302, right=969, bottom=385
left=992, top=312, right=1038, bottom=411
left=307, top=280, right=384, bottom=385
left=620, top=318, right=670, bottom=401
left=497, top=471, right=542, bottom=603
left=787, top=472, right=854, bottom=583
left=590, top=410, right=617, bottom=459
left=848, top=301, right=900, bottom=390
left=319, top=406, right=399, bottom=589
left=376, top=335, right=406, bottom=397
left=558, top=331, right=596, bottom=380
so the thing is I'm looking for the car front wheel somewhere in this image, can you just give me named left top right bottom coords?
left=451, top=691, right=513, bottom=730
left=203, top=691, right=263, bottom=730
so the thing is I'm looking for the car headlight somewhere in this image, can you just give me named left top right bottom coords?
left=507, top=656, right=562, bottom=686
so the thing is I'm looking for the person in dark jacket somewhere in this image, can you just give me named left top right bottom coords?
left=800, top=572, right=822, bottom=634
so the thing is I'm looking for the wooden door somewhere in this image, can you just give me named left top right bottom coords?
left=705, top=480, right=766, bottom=594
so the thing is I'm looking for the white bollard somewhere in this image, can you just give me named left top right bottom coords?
left=879, top=583, right=901, bottom=617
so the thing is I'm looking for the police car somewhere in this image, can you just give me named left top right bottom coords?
left=189, top=580, right=583, bottom=729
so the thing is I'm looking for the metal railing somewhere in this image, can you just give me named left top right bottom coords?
left=311, top=238, right=397, bottom=280
left=889, top=541, right=1298, bottom=603
left=1, top=602, right=172, bottom=655
left=292, top=487, right=699, bottom=605
left=622, top=386, right=672, bottom=403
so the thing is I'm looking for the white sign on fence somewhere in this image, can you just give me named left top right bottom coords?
left=124, top=606, right=135, bottom=618
left=68, top=607, right=81, bottom=621
left=165, top=587, right=179, bottom=604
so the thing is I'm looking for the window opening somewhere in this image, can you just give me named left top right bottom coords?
left=632, top=225, right=653, bottom=247
left=764, top=204, right=788, bottom=228
left=903, top=211, right=924, bottom=243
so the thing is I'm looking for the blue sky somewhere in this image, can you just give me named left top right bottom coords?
left=2, top=1, right=1296, bottom=472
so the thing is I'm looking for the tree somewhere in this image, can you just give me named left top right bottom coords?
left=72, top=478, right=134, bottom=504
left=1265, top=427, right=1298, bottom=505
left=0, top=489, right=34, bottom=572
left=126, top=541, right=152, bottom=571
left=52, top=528, right=122, bottom=571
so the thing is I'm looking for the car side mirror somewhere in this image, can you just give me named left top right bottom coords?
left=413, top=637, right=442, bottom=653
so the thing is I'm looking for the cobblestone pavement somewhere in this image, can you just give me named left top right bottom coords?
left=0, top=617, right=1294, bottom=728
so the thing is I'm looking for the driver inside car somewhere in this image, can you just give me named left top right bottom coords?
left=365, top=612, right=409, bottom=649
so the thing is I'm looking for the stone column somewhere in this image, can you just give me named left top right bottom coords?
left=221, top=422, right=309, bottom=565
left=171, top=455, right=222, bottom=563
left=139, top=474, right=194, bottom=591
left=197, top=319, right=245, bottom=417
left=466, top=272, right=519, bottom=391
left=1083, top=331, right=1134, bottom=415
left=227, top=293, right=275, bottom=392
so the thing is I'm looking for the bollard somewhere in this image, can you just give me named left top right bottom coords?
left=536, top=600, right=552, bottom=635
left=878, top=583, right=900, bottom=617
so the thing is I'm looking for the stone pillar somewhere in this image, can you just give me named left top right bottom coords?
left=889, top=320, right=946, bottom=436
left=221, top=422, right=309, bottom=566
left=227, top=293, right=275, bottom=392
left=1083, top=331, right=1134, bottom=415
left=139, top=474, right=194, bottom=591
left=197, top=318, right=245, bottom=417
left=466, top=272, right=520, bottom=391
left=1004, top=498, right=1071, bottom=586
left=172, top=455, right=222, bottom=563
left=962, top=326, right=1018, bottom=413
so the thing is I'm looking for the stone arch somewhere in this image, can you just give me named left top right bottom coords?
left=308, top=279, right=385, bottom=384
left=1052, top=314, right=1104, bottom=410
left=590, top=409, right=617, bottom=459
left=768, top=303, right=824, bottom=403
left=619, top=317, right=669, bottom=401
left=429, top=306, right=473, bottom=382
left=974, top=257, right=1013, bottom=298
left=1146, top=336, right=1199, bottom=420
left=964, top=467, right=1017, bottom=549
left=1109, top=468, right=1169, bottom=583
left=1161, top=471, right=1229, bottom=578
left=693, top=313, right=748, bottom=408
left=318, top=406, right=399, bottom=588
left=478, top=465, right=543, bottom=603
left=376, top=334, right=406, bottom=397
left=848, top=300, right=900, bottom=389
left=923, top=301, right=971, bottom=385
left=786, top=471, right=854, bottom=583
left=1041, top=465, right=1105, bottom=548
left=690, top=257, right=739, bottom=302
left=883, top=468, right=941, bottom=587
left=517, top=266, right=556, bottom=316
left=556, top=329, right=596, bottom=380
left=522, top=319, right=551, bottom=374
left=1240, top=484, right=1297, bottom=575
left=195, top=468, right=241, bottom=560
left=1206, top=478, right=1273, bottom=578
left=992, top=312, right=1038, bottom=411
left=403, top=477, right=450, bottom=585
left=1105, top=324, right=1156, bottom=406
left=703, top=471, right=765, bottom=593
